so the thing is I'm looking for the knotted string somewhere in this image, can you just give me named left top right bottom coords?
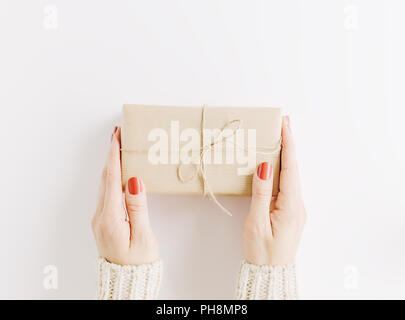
left=176, top=104, right=282, bottom=216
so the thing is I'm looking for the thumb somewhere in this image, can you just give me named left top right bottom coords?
left=249, top=162, right=273, bottom=220
left=125, top=177, right=150, bottom=238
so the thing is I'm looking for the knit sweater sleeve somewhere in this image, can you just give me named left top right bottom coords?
left=97, top=258, right=162, bottom=300
left=235, top=260, right=298, bottom=300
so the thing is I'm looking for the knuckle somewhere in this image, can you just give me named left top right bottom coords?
left=127, top=202, right=148, bottom=214
left=91, top=215, right=99, bottom=233
left=252, top=190, right=270, bottom=204
left=254, top=183, right=272, bottom=196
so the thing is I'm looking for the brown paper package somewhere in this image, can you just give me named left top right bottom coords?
left=121, top=104, right=282, bottom=197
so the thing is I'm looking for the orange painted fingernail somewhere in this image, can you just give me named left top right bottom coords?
left=128, top=177, right=142, bottom=195
left=257, top=162, right=272, bottom=180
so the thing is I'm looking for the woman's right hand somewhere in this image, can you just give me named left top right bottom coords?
left=242, top=116, right=306, bottom=266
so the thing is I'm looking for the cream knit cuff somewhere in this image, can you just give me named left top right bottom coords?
left=235, top=260, right=298, bottom=300
left=97, top=258, right=162, bottom=300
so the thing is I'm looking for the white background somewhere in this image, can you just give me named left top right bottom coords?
left=0, top=0, right=404, bottom=299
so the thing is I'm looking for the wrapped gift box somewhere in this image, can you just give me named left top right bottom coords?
left=121, top=104, right=282, bottom=200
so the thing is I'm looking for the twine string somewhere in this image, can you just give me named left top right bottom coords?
left=176, top=104, right=281, bottom=216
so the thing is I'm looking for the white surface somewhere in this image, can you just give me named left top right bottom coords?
left=0, top=0, right=404, bottom=299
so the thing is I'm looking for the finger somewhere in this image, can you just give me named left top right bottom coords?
left=279, top=116, right=300, bottom=197
left=125, top=177, right=150, bottom=242
left=91, top=164, right=107, bottom=234
left=93, top=126, right=116, bottom=221
left=103, top=126, right=124, bottom=217
left=249, top=162, right=273, bottom=223
left=95, top=165, right=107, bottom=215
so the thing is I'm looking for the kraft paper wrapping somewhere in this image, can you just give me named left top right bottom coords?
left=121, top=104, right=282, bottom=198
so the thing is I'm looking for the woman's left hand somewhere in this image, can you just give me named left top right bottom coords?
left=91, top=126, right=159, bottom=266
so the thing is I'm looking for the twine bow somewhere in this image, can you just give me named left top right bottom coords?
left=176, top=104, right=281, bottom=216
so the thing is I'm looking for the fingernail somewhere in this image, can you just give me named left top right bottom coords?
left=128, top=177, right=142, bottom=195
left=257, top=162, right=272, bottom=180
